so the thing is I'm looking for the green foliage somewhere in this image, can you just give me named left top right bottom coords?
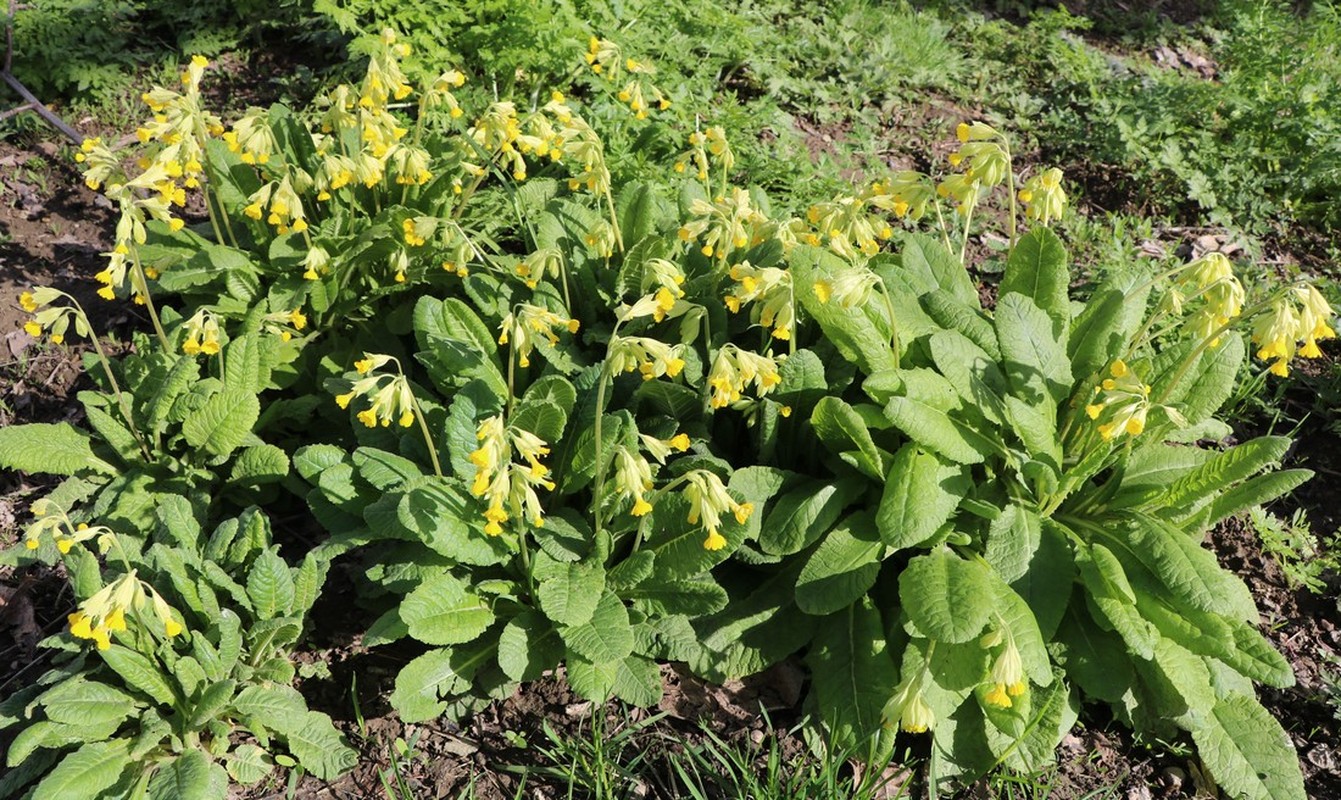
left=1247, top=506, right=1338, bottom=594
left=6, top=0, right=323, bottom=102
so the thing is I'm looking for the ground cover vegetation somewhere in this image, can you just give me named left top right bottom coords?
left=1, top=0, right=1339, bottom=798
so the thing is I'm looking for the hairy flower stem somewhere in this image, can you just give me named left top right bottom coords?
left=411, top=397, right=443, bottom=478
left=65, top=295, right=150, bottom=460
left=130, top=253, right=170, bottom=351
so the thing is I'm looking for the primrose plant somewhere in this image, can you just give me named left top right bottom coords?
left=2, top=28, right=1331, bottom=800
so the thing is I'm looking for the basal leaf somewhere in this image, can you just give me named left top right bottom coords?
left=876, top=443, right=968, bottom=549
left=759, top=478, right=864, bottom=556
left=994, top=293, right=1072, bottom=406
left=32, top=739, right=132, bottom=798
left=1000, top=227, right=1070, bottom=331
left=900, top=552, right=993, bottom=643
left=1192, top=694, right=1305, bottom=800
left=401, top=574, right=494, bottom=646
left=0, top=422, right=114, bottom=475
left=883, top=397, right=993, bottom=464
left=182, top=388, right=260, bottom=457
left=808, top=598, right=898, bottom=752
left=795, top=511, right=884, bottom=616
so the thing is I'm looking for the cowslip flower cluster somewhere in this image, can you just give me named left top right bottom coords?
left=813, top=265, right=879, bottom=309
left=674, top=127, right=733, bottom=183
left=335, top=354, right=418, bottom=428
left=681, top=470, right=752, bottom=551
left=585, top=37, right=670, bottom=119
left=724, top=262, right=795, bottom=341
left=979, top=627, right=1027, bottom=709
left=243, top=175, right=310, bottom=234
left=938, top=120, right=1008, bottom=215
left=607, top=335, right=687, bottom=381
left=1252, top=284, right=1336, bottom=377
left=19, top=287, right=88, bottom=345
left=469, top=416, right=554, bottom=534
left=67, top=571, right=184, bottom=650
left=803, top=186, right=901, bottom=259
left=498, top=304, right=581, bottom=369
left=706, top=345, right=783, bottom=409
left=22, top=499, right=112, bottom=554
left=1168, top=252, right=1246, bottom=346
left=883, top=673, right=935, bottom=734
left=1018, top=167, right=1067, bottom=224
left=180, top=309, right=224, bottom=356
left=1085, top=359, right=1152, bottom=441
left=612, top=446, right=656, bottom=517
left=678, top=188, right=770, bottom=261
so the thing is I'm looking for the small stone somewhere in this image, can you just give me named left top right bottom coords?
left=1126, top=784, right=1152, bottom=800
left=1160, top=766, right=1186, bottom=792
left=750, top=729, right=765, bottom=745
left=1308, top=745, right=1336, bottom=771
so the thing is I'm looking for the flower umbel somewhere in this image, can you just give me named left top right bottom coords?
left=682, top=470, right=752, bottom=551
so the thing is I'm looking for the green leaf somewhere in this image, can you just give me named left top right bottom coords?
left=498, top=612, right=565, bottom=682
left=984, top=505, right=1042, bottom=583
left=1055, top=605, right=1133, bottom=704
left=401, top=574, right=494, bottom=645
left=1192, top=694, right=1305, bottom=800
left=1011, top=519, right=1074, bottom=641
left=1205, top=469, right=1313, bottom=526
left=1000, top=227, right=1070, bottom=331
left=246, top=547, right=296, bottom=620
left=689, top=563, right=816, bottom=682
left=0, top=422, right=114, bottom=475
left=759, top=478, right=863, bottom=556
left=101, top=645, right=176, bottom=704
left=1178, top=334, right=1245, bottom=426
left=899, top=233, right=979, bottom=307
left=182, top=388, right=261, bottom=457
left=795, top=512, right=884, bottom=616
left=1077, top=545, right=1157, bottom=660
left=1128, top=513, right=1257, bottom=617
left=611, top=655, right=663, bottom=707
left=1068, top=288, right=1128, bottom=380
left=224, top=334, right=272, bottom=395
left=643, top=492, right=746, bottom=579
left=883, top=397, right=993, bottom=464
left=807, top=598, right=898, bottom=752
left=1159, top=437, right=1291, bottom=516
left=81, top=401, right=139, bottom=463
left=900, top=552, right=993, bottom=643
left=187, top=679, right=237, bottom=730
left=566, top=654, right=619, bottom=702
left=414, top=296, right=498, bottom=360
left=993, top=582, right=1052, bottom=687
left=225, top=744, right=273, bottom=785
left=40, top=679, right=139, bottom=728
left=627, top=578, right=728, bottom=616
left=535, top=556, right=605, bottom=626
left=229, top=445, right=290, bottom=486
left=389, top=648, right=468, bottom=722
left=511, top=399, right=568, bottom=445
left=398, top=478, right=511, bottom=566
left=811, top=397, right=884, bottom=478
left=920, top=290, right=1001, bottom=360
left=995, top=293, right=1072, bottom=405
left=273, top=710, right=357, bottom=780
left=147, top=750, right=214, bottom=800
left=352, top=447, right=423, bottom=490
left=32, top=739, right=132, bottom=799
left=561, top=591, right=635, bottom=664
left=877, top=444, right=968, bottom=549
